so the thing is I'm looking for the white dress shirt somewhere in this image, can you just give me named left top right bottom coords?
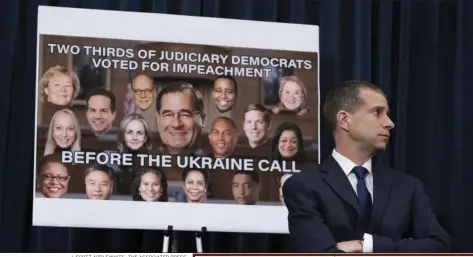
left=332, top=149, right=374, bottom=253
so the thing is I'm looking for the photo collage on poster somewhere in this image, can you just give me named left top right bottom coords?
left=33, top=6, right=320, bottom=233
left=36, top=36, right=319, bottom=206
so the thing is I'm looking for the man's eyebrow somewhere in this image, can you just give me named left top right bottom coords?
left=179, top=109, right=193, bottom=114
left=370, top=105, right=388, bottom=111
left=161, top=109, right=193, bottom=113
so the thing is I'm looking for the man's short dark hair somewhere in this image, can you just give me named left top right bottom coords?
left=323, top=80, right=385, bottom=131
left=212, top=116, right=238, bottom=131
left=85, top=163, right=115, bottom=181
left=213, top=75, right=238, bottom=95
left=85, top=88, right=117, bottom=113
left=233, top=170, right=260, bottom=184
left=155, top=81, right=204, bottom=115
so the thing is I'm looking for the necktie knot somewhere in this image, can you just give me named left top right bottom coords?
left=353, top=166, right=368, bottom=180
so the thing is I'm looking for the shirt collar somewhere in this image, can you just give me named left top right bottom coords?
left=332, top=149, right=372, bottom=176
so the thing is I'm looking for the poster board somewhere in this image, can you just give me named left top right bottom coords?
left=33, top=6, right=320, bottom=234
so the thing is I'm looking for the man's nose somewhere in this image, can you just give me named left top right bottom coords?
left=385, top=116, right=395, bottom=129
left=93, top=112, right=102, bottom=118
left=170, top=115, right=183, bottom=127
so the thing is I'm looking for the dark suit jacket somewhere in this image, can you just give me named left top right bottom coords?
left=283, top=156, right=452, bottom=253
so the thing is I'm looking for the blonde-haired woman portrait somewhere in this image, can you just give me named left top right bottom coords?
left=117, top=113, right=152, bottom=153
left=39, top=65, right=81, bottom=106
left=272, top=75, right=310, bottom=116
left=44, top=109, right=81, bottom=156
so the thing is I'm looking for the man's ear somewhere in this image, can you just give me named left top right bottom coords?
left=336, top=110, right=351, bottom=132
left=198, top=113, right=207, bottom=128
left=256, top=182, right=262, bottom=193
left=266, top=121, right=271, bottom=132
left=233, top=132, right=240, bottom=144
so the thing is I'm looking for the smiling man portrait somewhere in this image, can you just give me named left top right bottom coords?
left=132, top=74, right=156, bottom=111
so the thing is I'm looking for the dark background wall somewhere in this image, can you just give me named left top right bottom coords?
left=0, top=0, right=472, bottom=253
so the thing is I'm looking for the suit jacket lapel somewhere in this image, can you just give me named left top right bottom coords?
left=321, top=157, right=362, bottom=217
left=368, top=164, right=392, bottom=232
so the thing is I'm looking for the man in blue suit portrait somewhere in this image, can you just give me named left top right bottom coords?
left=283, top=80, right=452, bottom=253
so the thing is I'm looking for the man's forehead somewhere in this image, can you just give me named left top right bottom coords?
left=215, top=78, right=234, bottom=87
left=212, top=119, right=233, bottom=129
left=89, top=95, right=111, bottom=105
left=162, top=91, right=192, bottom=100
left=133, top=76, right=153, bottom=87
left=87, top=170, right=109, bottom=177
left=233, top=174, right=251, bottom=181
left=134, top=81, right=153, bottom=90
left=161, top=91, right=194, bottom=110
left=245, top=110, right=264, bottom=119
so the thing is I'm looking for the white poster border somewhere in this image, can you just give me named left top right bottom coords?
left=33, top=6, right=320, bottom=234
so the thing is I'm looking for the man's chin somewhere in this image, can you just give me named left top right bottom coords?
left=217, top=106, right=232, bottom=113
left=165, top=144, right=190, bottom=154
left=138, top=105, right=150, bottom=110
left=374, top=144, right=388, bottom=151
left=214, top=150, right=229, bottom=157
left=92, top=126, right=110, bottom=136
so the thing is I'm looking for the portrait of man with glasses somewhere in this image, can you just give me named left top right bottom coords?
left=131, top=74, right=157, bottom=111
left=155, top=81, right=206, bottom=155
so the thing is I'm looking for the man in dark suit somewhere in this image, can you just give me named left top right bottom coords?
left=283, top=81, right=452, bottom=253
